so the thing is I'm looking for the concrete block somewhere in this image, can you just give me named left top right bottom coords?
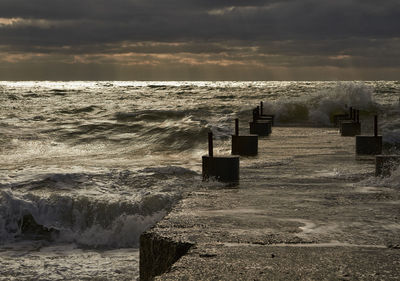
left=356, top=136, right=382, bottom=155
left=249, top=121, right=271, bottom=136
left=375, top=155, right=400, bottom=177
left=340, top=121, right=361, bottom=136
left=231, top=135, right=258, bottom=156
left=202, top=156, right=239, bottom=183
left=259, top=115, right=275, bottom=126
left=332, top=113, right=349, bottom=127
left=255, top=104, right=275, bottom=125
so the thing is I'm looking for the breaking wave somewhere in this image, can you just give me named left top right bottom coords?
left=261, top=82, right=379, bottom=126
left=0, top=190, right=171, bottom=248
left=0, top=166, right=198, bottom=248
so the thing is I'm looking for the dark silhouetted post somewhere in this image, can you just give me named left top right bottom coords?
left=252, top=107, right=259, bottom=121
left=353, top=108, right=357, bottom=121
left=374, top=115, right=378, bottom=137
left=260, top=101, right=264, bottom=115
left=235, top=118, right=239, bottom=136
left=356, top=110, right=360, bottom=123
left=349, top=107, right=353, bottom=119
left=208, top=132, right=213, bottom=157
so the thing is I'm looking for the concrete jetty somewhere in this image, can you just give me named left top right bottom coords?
left=140, top=127, right=400, bottom=281
left=332, top=113, right=349, bottom=127
left=249, top=120, right=272, bottom=136
left=202, top=132, right=240, bottom=183
left=259, top=101, right=275, bottom=125
left=356, top=115, right=382, bottom=155
left=232, top=118, right=258, bottom=156
left=340, top=109, right=361, bottom=136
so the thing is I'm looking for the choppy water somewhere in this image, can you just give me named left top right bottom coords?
left=1, top=81, right=400, bottom=280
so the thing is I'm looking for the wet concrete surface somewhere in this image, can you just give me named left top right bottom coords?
left=141, top=127, right=400, bottom=280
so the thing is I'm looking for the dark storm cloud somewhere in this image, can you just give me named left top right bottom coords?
left=0, top=0, right=399, bottom=79
left=1, top=0, right=399, bottom=45
left=0, top=0, right=280, bottom=20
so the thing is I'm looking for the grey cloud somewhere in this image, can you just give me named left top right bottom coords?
left=0, top=0, right=398, bottom=47
left=0, top=0, right=285, bottom=19
left=0, top=0, right=399, bottom=79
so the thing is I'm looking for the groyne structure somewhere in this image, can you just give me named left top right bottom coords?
left=140, top=124, right=400, bottom=280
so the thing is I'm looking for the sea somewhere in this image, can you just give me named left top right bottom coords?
left=1, top=81, right=400, bottom=280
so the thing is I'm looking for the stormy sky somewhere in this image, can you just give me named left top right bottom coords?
left=0, top=0, right=399, bottom=80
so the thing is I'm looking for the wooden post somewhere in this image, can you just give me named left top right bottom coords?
left=260, top=101, right=264, bottom=115
left=374, top=115, right=378, bottom=137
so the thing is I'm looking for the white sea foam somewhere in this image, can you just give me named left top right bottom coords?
left=0, top=189, right=177, bottom=247
left=62, top=212, right=166, bottom=248
left=357, top=165, right=400, bottom=189
left=262, top=82, right=379, bottom=126
left=0, top=166, right=197, bottom=247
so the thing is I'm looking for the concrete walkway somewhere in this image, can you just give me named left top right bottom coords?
left=140, top=127, right=400, bottom=280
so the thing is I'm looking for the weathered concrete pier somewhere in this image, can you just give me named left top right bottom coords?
left=340, top=109, right=361, bottom=136
left=231, top=118, right=258, bottom=156
left=202, top=132, right=240, bottom=183
left=249, top=106, right=272, bottom=136
left=334, top=106, right=353, bottom=128
left=332, top=113, right=349, bottom=127
left=259, top=101, right=275, bottom=125
left=140, top=127, right=400, bottom=280
left=249, top=120, right=272, bottom=136
left=356, top=115, right=382, bottom=155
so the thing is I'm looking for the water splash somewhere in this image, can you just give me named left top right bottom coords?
left=262, top=82, right=379, bottom=126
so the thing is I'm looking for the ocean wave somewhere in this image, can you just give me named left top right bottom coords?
left=0, top=165, right=200, bottom=247
left=0, top=189, right=177, bottom=248
left=261, top=82, right=379, bottom=126
left=382, top=122, right=400, bottom=146
left=139, top=165, right=198, bottom=176
left=2, top=168, right=198, bottom=192
left=115, top=110, right=188, bottom=122
left=4, top=81, right=400, bottom=160
left=50, top=89, right=68, bottom=96
left=59, top=105, right=99, bottom=115
left=52, top=110, right=231, bottom=151
left=1, top=173, right=91, bottom=191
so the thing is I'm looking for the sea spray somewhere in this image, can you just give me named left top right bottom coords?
left=357, top=166, right=400, bottom=189
left=261, top=82, right=379, bottom=126
left=380, top=107, right=400, bottom=147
